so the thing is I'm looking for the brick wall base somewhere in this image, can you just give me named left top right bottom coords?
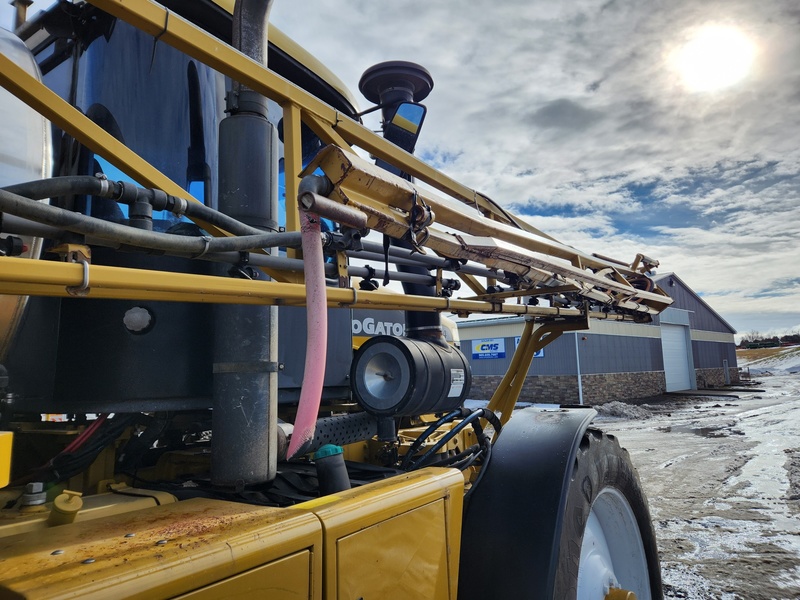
left=695, top=367, right=741, bottom=388
left=469, top=371, right=667, bottom=405
left=469, top=367, right=743, bottom=405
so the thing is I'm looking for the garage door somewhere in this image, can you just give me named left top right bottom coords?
left=661, top=324, right=693, bottom=391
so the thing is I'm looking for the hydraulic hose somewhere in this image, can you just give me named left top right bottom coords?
left=3, top=176, right=113, bottom=200
left=0, top=187, right=301, bottom=254
left=2, top=176, right=266, bottom=237
left=355, top=241, right=502, bottom=282
left=400, top=408, right=464, bottom=469
left=408, top=408, right=501, bottom=470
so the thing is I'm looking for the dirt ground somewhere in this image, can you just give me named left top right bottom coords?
left=596, top=373, right=800, bottom=599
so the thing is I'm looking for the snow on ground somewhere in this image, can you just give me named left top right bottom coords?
left=738, top=346, right=800, bottom=374
left=600, top=373, right=800, bottom=599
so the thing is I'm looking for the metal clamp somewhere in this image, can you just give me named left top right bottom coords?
left=67, top=258, right=90, bottom=297
left=406, top=190, right=433, bottom=253
left=48, top=244, right=91, bottom=296
left=192, top=235, right=213, bottom=259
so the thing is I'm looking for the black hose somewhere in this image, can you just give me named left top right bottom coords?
left=406, top=408, right=502, bottom=471
left=464, top=442, right=492, bottom=500
left=3, top=176, right=112, bottom=200
left=356, top=241, right=506, bottom=283
left=434, top=444, right=482, bottom=467
left=442, top=448, right=483, bottom=472
left=409, top=409, right=488, bottom=470
left=2, top=176, right=267, bottom=237
left=400, top=409, right=464, bottom=469
left=0, top=213, right=63, bottom=238
left=179, top=198, right=263, bottom=236
left=0, top=187, right=301, bottom=254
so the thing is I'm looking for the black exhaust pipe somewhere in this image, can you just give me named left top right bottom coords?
left=212, top=0, right=278, bottom=487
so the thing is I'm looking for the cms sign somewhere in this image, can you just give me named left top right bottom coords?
left=472, top=338, right=505, bottom=359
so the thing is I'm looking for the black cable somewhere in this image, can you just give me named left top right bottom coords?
left=409, top=409, right=493, bottom=470
left=445, top=449, right=483, bottom=472
left=433, top=444, right=487, bottom=472
left=400, top=409, right=464, bottom=469
left=40, top=414, right=139, bottom=484
left=106, top=484, right=162, bottom=506
left=3, top=491, right=24, bottom=510
left=464, top=441, right=492, bottom=500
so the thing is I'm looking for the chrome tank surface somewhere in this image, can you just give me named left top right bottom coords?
left=0, top=27, right=51, bottom=360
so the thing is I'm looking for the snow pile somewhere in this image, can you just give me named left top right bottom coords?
left=595, top=401, right=651, bottom=419
left=740, top=346, right=800, bottom=374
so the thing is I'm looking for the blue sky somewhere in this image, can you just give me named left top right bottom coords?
left=3, top=1, right=799, bottom=338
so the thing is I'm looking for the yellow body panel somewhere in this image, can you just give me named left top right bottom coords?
left=297, top=467, right=464, bottom=600
left=175, top=552, right=313, bottom=600
left=336, top=502, right=450, bottom=600
left=0, top=499, right=322, bottom=599
left=0, top=432, right=10, bottom=488
left=0, top=471, right=462, bottom=600
left=0, top=487, right=177, bottom=539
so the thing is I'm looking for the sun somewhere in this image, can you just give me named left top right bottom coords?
left=671, top=25, right=756, bottom=92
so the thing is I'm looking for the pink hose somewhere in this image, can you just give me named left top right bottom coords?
left=286, top=210, right=328, bottom=459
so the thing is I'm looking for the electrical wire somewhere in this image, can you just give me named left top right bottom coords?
left=61, top=413, right=108, bottom=454
left=26, top=414, right=139, bottom=485
left=106, top=483, right=162, bottom=506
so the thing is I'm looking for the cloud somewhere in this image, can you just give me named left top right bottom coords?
left=528, top=99, right=604, bottom=130
left=267, top=0, right=800, bottom=333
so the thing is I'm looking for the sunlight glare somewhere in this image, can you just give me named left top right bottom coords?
left=672, top=25, right=755, bottom=92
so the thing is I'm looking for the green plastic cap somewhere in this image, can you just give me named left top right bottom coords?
left=313, top=444, right=343, bottom=460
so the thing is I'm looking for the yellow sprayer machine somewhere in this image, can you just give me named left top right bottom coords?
left=0, top=1, right=672, bottom=598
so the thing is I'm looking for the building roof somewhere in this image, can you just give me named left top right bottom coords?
left=652, top=273, right=736, bottom=334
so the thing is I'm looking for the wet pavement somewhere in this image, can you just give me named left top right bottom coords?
left=596, top=374, right=800, bottom=599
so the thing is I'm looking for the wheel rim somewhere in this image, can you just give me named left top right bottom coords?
left=577, top=488, right=651, bottom=600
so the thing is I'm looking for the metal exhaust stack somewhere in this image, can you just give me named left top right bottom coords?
left=212, top=0, right=278, bottom=486
left=10, top=0, right=33, bottom=30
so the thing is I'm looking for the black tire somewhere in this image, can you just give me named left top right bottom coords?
left=554, top=428, right=663, bottom=599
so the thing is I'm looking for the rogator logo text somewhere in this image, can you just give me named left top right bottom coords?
left=352, top=318, right=405, bottom=337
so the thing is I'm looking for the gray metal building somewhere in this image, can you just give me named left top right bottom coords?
left=458, top=273, right=738, bottom=404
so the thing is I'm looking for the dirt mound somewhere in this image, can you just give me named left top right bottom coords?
left=594, top=401, right=651, bottom=419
